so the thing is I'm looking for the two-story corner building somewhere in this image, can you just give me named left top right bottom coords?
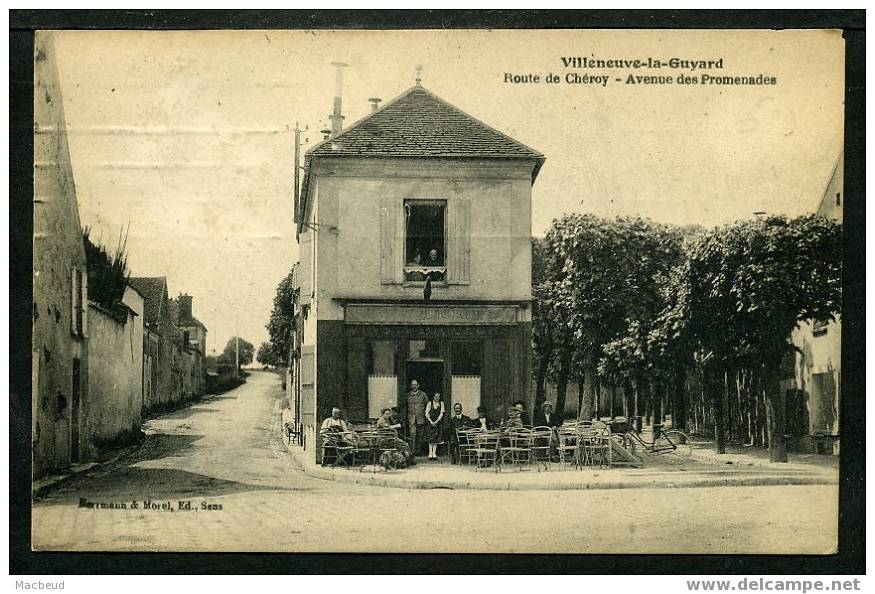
left=294, top=82, right=544, bottom=460
left=33, top=31, right=90, bottom=477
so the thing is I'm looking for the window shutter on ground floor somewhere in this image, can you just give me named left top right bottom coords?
left=447, top=197, right=471, bottom=284
left=380, top=196, right=404, bottom=284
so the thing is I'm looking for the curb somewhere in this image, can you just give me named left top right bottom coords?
left=297, top=462, right=838, bottom=491
left=31, top=441, right=143, bottom=499
left=280, top=432, right=837, bottom=492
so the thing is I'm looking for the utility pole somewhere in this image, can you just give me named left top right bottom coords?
left=293, top=121, right=301, bottom=225
left=235, top=313, right=240, bottom=378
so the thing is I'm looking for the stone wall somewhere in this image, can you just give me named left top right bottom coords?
left=85, top=286, right=144, bottom=454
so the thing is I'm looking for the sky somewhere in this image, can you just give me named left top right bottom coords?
left=50, top=29, right=845, bottom=354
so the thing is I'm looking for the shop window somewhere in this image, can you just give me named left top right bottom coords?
left=452, top=341, right=482, bottom=375
left=367, top=341, right=398, bottom=419
left=451, top=341, right=482, bottom=415
left=409, top=339, right=441, bottom=360
left=404, top=200, right=446, bottom=282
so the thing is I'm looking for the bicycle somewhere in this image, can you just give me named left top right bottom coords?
left=617, top=423, right=693, bottom=463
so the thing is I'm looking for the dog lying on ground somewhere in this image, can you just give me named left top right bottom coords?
left=379, top=450, right=408, bottom=471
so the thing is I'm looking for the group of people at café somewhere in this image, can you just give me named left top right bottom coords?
left=320, top=379, right=565, bottom=466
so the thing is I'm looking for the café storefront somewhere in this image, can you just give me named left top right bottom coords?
left=315, top=300, right=532, bottom=432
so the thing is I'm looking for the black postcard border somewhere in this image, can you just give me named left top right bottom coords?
left=9, top=9, right=865, bottom=576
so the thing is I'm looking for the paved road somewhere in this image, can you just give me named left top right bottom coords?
left=32, top=371, right=838, bottom=554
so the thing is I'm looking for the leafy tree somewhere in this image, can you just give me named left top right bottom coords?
left=265, top=266, right=298, bottom=365
left=256, top=341, right=281, bottom=367
left=684, top=215, right=842, bottom=461
left=544, top=214, right=684, bottom=419
left=219, top=337, right=254, bottom=367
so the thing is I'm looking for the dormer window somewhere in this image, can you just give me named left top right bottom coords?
left=404, top=199, right=446, bottom=282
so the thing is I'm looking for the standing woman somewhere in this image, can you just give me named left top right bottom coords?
left=424, top=392, right=446, bottom=460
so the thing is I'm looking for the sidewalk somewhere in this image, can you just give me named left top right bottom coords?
left=281, top=431, right=838, bottom=492
left=31, top=441, right=143, bottom=499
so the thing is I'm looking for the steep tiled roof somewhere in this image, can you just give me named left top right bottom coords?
left=128, top=277, right=166, bottom=327
left=307, top=85, right=544, bottom=169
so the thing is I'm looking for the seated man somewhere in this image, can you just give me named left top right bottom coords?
left=320, top=406, right=350, bottom=433
left=320, top=406, right=352, bottom=466
left=513, top=400, right=531, bottom=426
left=376, top=407, right=403, bottom=431
left=447, top=402, right=472, bottom=464
left=534, top=400, right=563, bottom=429
left=376, top=408, right=415, bottom=466
left=503, top=406, right=524, bottom=429
left=471, top=406, right=493, bottom=431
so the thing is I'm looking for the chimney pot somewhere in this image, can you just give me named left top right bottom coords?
left=368, top=97, right=382, bottom=112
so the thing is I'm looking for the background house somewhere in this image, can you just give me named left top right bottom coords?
left=170, top=293, right=208, bottom=401
left=32, top=32, right=90, bottom=477
left=129, top=276, right=172, bottom=411
left=789, top=152, right=843, bottom=454
left=292, top=81, right=544, bottom=461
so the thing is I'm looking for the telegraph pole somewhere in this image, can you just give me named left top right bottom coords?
left=293, top=121, right=301, bottom=224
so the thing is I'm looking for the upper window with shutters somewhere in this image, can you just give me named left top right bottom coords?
left=380, top=196, right=471, bottom=286
left=404, top=200, right=446, bottom=282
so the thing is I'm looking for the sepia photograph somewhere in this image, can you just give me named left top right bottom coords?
left=23, top=21, right=853, bottom=559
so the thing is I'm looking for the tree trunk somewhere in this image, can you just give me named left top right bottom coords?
left=623, top=378, right=635, bottom=421
left=641, top=376, right=653, bottom=426
left=580, top=360, right=596, bottom=420
left=672, top=368, right=687, bottom=430
left=764, top=365, right=788, bottom=462
left=610, top=384, right=617, bottom=419
left=594, top=376, right=601, bottom=421
left=555, top=368, right=569, bottom=422
left=705, top=367, right=726, bottom=454
left=652, top=380, right=663, bottom=427
left=535, top=354, right=549, bottom=409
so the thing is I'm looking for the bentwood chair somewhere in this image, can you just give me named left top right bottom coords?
left=500, top=428, right=533, bottom=471
left=585, top=421, right=612, bottom=468
left=529, top=426, right=554, bottom=471
left=456, top=428, right=477, bottom=465
left=320, top=431, right=355, bottom=468
left=557, top=425, right=582, bottom=470
left=471, top=430, right=501, bottom=472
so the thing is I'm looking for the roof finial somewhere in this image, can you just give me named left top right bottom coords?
left=415, top=64, right=423, bottom=86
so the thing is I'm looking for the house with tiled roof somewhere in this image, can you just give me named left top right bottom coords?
left=129, top=276, right=172, bottom=410
left=291, top=78, right=544, bottom=463
left=169, top=293, right=208, bottom=401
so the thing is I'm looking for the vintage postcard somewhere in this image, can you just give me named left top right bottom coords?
left=31, top=27, right=844, bottom=554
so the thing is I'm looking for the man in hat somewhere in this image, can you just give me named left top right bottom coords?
left=534, top=400, right=563, bottom=429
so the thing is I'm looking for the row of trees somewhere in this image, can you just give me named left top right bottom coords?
left=533, top=213, right=841, bottom=462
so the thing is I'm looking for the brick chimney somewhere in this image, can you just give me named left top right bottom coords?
left=329, top=62, right=348, bottom=138
left=178, top=293, right=193, bottom=322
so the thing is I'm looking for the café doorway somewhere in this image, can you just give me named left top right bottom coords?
left=405, top=360, right=444, bottom=403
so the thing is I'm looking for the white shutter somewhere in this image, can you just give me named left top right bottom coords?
left=447, top=197, right=471, bottom=284
left=80, top=270, right=88, bottom=337
left=380, top=197, right=403, bottom=284
left=299, top=230, right=312, bottom=305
